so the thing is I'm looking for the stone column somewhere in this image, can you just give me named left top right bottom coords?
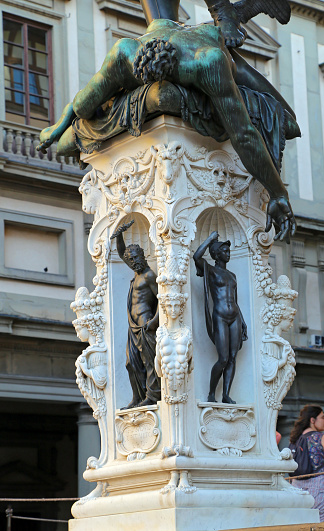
left=77, top=404, right=100, bottom=497
left=291, top=240, right=308, bottom=335
left=83, top=218, right=96, bottom=290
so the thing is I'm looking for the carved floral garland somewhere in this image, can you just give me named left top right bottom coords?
left=71, top=246, right=109, bottom=469
left=259, top=275, right=297, bottom=411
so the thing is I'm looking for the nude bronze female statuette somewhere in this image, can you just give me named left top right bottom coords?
left=193, top=232, right=248, bottom=403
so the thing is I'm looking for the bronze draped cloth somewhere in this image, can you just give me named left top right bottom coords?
left=72, top=82, right=287, bottom=174
left=194, top=259, right=215, bottom=344
left=176, top=84, right=287, bottom=173
left=72, top=84, right=153, bottom=154
left=126, top=279, right=161, bottom=403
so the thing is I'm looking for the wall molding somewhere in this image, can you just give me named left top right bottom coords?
left=1, top=0, right=64, bottom=20
left=0, top=373, right=84, bottom=401
left=291, top=0, right=324, bottom=24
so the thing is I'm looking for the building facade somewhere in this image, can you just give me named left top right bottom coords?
left=0, top=0, right=323, bottom=527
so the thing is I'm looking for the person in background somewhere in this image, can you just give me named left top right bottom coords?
left=290, top=404, right=324, bottom=521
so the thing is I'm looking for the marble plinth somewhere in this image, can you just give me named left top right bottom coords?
left=70, top=507, right=318, bottom=531
left=69, top=116, right=319, bottom=530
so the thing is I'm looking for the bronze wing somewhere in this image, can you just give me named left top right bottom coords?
left=233, top=0, right=291, bottom=25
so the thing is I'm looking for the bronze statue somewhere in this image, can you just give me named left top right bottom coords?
left=37, top=0, right=298, bottom=242
left=110, top=220, right=160, bottom=408
left=193, top=232, right=248, bottom=404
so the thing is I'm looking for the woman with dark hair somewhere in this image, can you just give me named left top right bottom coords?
left=290, top=404, right=324, bottom=521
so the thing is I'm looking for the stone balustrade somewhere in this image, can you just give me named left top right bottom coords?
left=0, top=121, right=79, bottom=169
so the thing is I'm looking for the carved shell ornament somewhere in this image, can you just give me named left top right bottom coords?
left=194, top=207, right=248, bottom=250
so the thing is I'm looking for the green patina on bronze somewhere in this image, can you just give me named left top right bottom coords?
left=38, top=10, right=299, bottom=242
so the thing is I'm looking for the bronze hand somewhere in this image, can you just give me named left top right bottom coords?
left=265, top=196, right=296, bottom=243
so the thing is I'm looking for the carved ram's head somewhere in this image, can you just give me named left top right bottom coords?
left=79, top=169, right=103, bottom=215
left=151, top=142, right=183, bottom=185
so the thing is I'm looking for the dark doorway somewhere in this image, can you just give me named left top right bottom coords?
left=0, top=400, right=78, bottom=531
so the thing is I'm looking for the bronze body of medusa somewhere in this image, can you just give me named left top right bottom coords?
left=38, top=0, right=298, bottom=242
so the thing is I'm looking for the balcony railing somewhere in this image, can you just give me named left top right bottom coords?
left=0, top=120, right=80, bottom=170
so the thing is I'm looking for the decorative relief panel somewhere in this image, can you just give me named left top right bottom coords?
left=155, top=243, right=194, bottom=465
left=193, top=207, right=248, bottom=250
left=184, top=147, right=251, bottom=212
left=198, top=404, right=256, bottom=456
left=78, top=143, right=255, bottom=245
left=115, top=407, right=161, bottom=460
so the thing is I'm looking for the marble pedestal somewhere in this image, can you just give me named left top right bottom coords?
left=69, top=116, right=318, bottom=530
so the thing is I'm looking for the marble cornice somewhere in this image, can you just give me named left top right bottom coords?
left=0, top=314, right=78, bottom=344
left=0, top=0, right=64, bottom=20
left=0, top=373, right=84, bottom=402
left=95, top=0, right=190, bottom=22
left=291, top=0, right=324, bottom=23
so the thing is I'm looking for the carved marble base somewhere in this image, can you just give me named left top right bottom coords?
left=70, top=497, right=317, bottom=531
left=69, top=116, right=319, bottom=530
left=70, top=510, right=318, bottom=531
